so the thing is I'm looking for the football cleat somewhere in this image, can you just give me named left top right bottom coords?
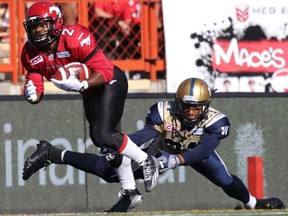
left=255, top=198, right=285, bottom=209
left=143, top=155, right=159, bottom=192
left=22, top=140, right=55, bottom=180
left=104, top=188, right=143, bottom=212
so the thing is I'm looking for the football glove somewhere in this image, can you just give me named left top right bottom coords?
left=24, top=80, right=37, bottom=102
left=51, top=70, right=88, bottom=92
left=157, top=149, right=180, bottom=173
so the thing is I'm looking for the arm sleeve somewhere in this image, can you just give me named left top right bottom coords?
left=146, top=102, right=164, bottom=127
left=180, top=115, right=230, bottom=164
left=21, top=47, right=44, bottom=102
left=128, top=126, right=161, bottom=146
left=179, top=133, right=221, bottom=164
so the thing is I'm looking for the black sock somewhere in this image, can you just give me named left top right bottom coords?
left=49, top=147, right=63, bottom=164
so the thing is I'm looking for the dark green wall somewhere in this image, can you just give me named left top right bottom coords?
left=0, top=95, right=287, bottom=214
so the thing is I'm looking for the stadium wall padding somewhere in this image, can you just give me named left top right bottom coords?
left=0, top=95, right=287, bottom=214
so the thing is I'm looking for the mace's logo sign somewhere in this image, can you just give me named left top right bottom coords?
left=212, top=38, right=287, bottom=72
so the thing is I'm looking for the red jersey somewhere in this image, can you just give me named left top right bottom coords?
left=94, top=0, right=132, bottom=22
left=21, top=24, right=114, bottom=96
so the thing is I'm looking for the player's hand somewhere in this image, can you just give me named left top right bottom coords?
left=51, top=70, right=88, bottom=92
left=24, top=80, right=37, bottom=102
left=157, top=149, right=180, bottom=173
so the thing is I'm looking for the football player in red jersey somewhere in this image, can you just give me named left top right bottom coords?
left=21, top=1, right=159, bottom=211
left=23, top=78, right=285, bottom=212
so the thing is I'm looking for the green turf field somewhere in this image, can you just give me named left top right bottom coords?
left=8, top=210, right=288, bottom=216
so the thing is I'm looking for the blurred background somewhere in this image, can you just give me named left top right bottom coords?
left=1, top=0, right=288, bottom=95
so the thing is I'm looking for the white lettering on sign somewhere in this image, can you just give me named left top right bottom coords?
left=3, top=123, right=187, bottom=187
left=212, top=38, right=286, bottom=72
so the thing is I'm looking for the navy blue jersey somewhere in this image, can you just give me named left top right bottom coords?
left=129, top=101, right=230, bottom=164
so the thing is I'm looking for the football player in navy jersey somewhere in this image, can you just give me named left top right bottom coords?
left=21, top=1, right=160, bottom=211
left=23, top=77, right=285, bottom=212
left=129, top=77, right=284, bottom=210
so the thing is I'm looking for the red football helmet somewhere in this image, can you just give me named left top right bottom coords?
left=23, top=1, right=63, bottom=47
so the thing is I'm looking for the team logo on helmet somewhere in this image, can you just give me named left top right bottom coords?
left=49, top=5, right=62, bottom=18
left=183, top=95, right=197, bottom=102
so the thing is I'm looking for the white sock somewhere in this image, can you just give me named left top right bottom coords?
left=116, top=156, right=136, bottom=190
left=244, top=194, right=257, bottom=209
left=118, top=135, right=148, bottom=165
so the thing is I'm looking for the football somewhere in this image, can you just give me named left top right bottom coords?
left=53, top=62, right=91, bottom=81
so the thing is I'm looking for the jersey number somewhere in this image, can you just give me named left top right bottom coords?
left=221, top=126, right=229, bottom=135
left=165, top=139, right=197, bottom=152
left=62, top=29, right=75, bottom=37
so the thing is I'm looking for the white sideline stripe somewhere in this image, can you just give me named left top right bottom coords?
left=15, top=210, right=288, bottom=216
